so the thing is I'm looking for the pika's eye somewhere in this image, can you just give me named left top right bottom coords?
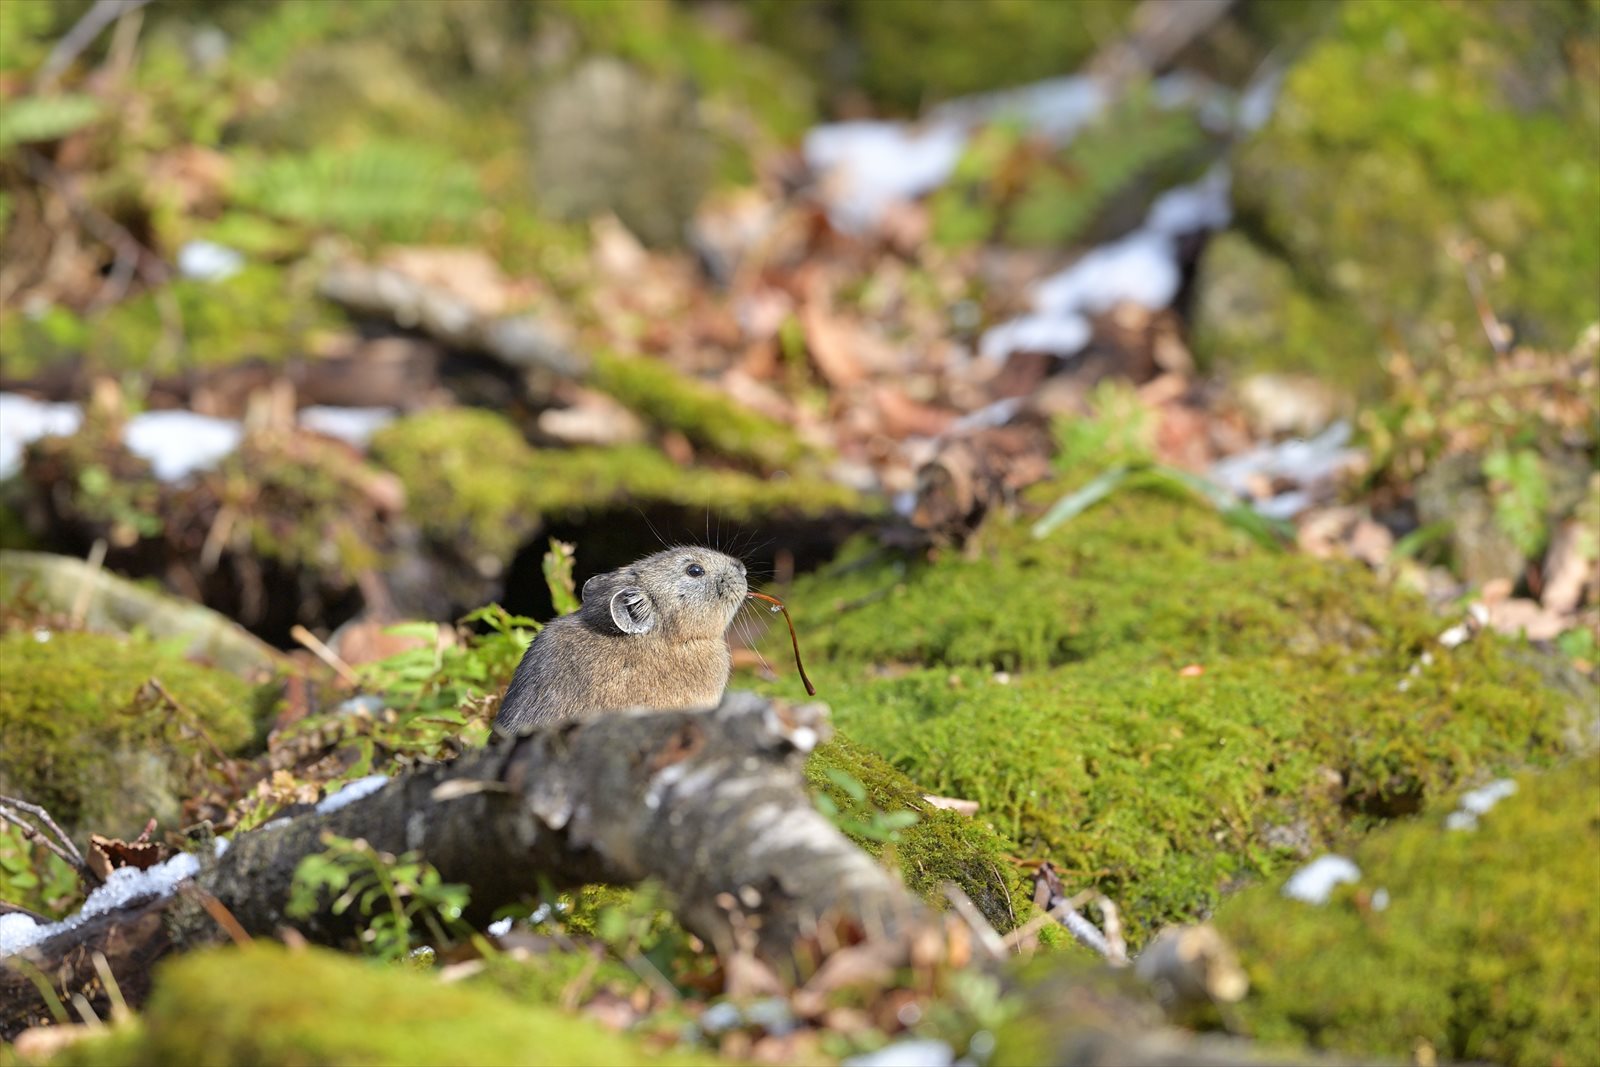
left=685, top=563, right=705, bottom=578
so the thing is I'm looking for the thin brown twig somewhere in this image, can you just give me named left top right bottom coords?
left=0, top=794, right=100, bottom=887
left=178, top=882, right=253, bottom=946
left=37, top=0, right=154, bottom=90
left=290, top=625, right=363, bottom=688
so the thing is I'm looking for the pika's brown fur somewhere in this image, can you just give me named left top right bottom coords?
left=494, top=547, right=748, bottom=732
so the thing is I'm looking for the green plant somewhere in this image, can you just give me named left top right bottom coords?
left=287, top=832, right=471, bottom=960
left=0, top=822, right=83, bottom=919
left=814, top=768, right=920, bottom=844
left=1482, top=445, right=1551, bottom=559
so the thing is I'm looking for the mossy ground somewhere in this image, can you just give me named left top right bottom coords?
left=1214, top=753, right=1600, bottom=1067
left=1198, top=0, right=1600, bottom=383
left=42, top=943, right=709, bottom=1067
left=369, top=407, right=864, bottom=564
left=755, top=489, right=1583, bottom=943
left=588, top=350, right=815, bottom=473
left=0, top=630, right=268, bottom=841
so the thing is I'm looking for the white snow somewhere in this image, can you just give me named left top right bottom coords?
left=1, top=391, right=401, bottom=482
left=979, top=167, right=1233, bottom=363
left=1207, top=420, right=1362, bottom=519
left=1446, top=778, right=1517, bottom=831
left=177, top=240, right=244, bottom=282
left=0, top=912, right=43, bottom=955
left=122, top=410, right=244, bottom=481
left=978, top=313, right=1092, bottom=361
left=1, top=850, right=201, bottom=956
left=0, top=393, right=83, bottom=478
left=843, top=1039, right=956, bottom=1067
left=1282, top=854, right=1361, bottom=905
left=299, top=406, right=396, bottom=448
left=315, top=774, right=390, bottom=814
left=803, top=121, right=968, bottom=234
left=805, top=72, right=1232, bottom=233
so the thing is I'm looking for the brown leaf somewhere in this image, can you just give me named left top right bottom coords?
left=800, top=300, right=867, bottom=388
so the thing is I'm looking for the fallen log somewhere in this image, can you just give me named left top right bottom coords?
left=1, top=693, right=931, bottom=1036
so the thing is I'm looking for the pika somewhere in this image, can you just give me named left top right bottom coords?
left=494, top=546, right=748, bottom=732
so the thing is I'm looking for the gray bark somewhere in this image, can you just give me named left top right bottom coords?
left=3, top=694, right=927, bottom=1034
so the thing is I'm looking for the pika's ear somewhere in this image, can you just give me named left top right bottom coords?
left=609, top=586, right=655, bottom=634
left=580, top=574, right=605, bottom=603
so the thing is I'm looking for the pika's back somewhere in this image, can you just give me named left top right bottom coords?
left=495, top=546, right=748, bottom=731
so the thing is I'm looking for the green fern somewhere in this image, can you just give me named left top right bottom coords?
left=233, top=140, right=484, bottom=240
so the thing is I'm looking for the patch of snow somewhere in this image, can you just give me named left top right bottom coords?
left=978, top=313, right=1092, bottom=361
left=2, top=850, right=201, bottom=955
left=177, top=240, right=244, bottom=282
left=1033, top=230, right=1184, bottom=316
left=947, top=397, right=1024, bottom=435
left=487, top=917, right=513, bottom=937
left=123, top=411, right=243, bottom=481
left=1282, top=854, right=1360, bottom=905
left=844, top=1039, right=956, bottom=1067
left=1207, top=421, right=1361, bottom=519
left=315, top=774, right=390, bottom=814
left=700, top=1001, right=743, bottom=1034
left=1, top=912, right=43, bottom=955
left=1460, top=778, right=1518, bottom=815
left=299, top=406, right=396, bottom=448
left=803, top=121, right=967, bottom=233
left=980, top=167, right=1232, bottom=363
left=0, top=393, right=83, bottom=478
left=1145, top=165, right=1231, bottom=236
left=1446, top=778, right=1517, bottom=831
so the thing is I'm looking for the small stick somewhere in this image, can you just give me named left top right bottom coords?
left=745, top=592, right=816, bottom=696
left=290, top=624, right=362, bottom=687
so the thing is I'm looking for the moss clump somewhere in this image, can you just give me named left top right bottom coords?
left=588, top=350, right=813, bottom=472
left=0, top=630, right=264, bottom=838
left=1214, top=754, right=1600, bottom=1067
left=808, top=734, right=1027, bottom=932
left=764, top=490, right=1582, bottom=942
left=749, top=0, right=1134, bottom=116
left=1197, top=0, right=1600, bottom=383
left=53, top=943, right=701, bottom=1067
left=80, top=264, right=338, bottom=378
left=369, top=407, right=864, bottom=563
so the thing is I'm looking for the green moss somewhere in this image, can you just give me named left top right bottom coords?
left=550, top=0, right=816, bottom=141
left=1215, top=754, right=1600, bottom=1066
left=84, top=263, right=338, bottom=377
left=765, top=491, right=1583, bottom=942
left=1200, top=0, right=1600, bottom=382
left=0, top=630, right=264, bottom=838
left=589, top=350, right=814, bottom=472
left=369, top=407, right=864, bottom=563
left=52, top=943, right=707, bottom=1067
left=808, top=734, right=1027, bottom=932
left=748, top=0, right=1133, bottom=116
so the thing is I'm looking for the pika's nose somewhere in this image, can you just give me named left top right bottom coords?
left=737, top=560, right=747, bottom=576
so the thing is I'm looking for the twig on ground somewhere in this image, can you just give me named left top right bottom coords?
left=0, top=795, right=100, bottom=888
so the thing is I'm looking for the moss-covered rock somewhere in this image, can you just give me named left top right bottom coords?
left=1195, top=0, right=1600, bottom=382
left=762, top=490, right=1586, bottom=943
left=1214, top=754, right=1600, bottom=1067
left=369, top=407, right=864, bottom=566
left=0, top=630, right=266, bottom=839
left=51, top=943, right=703, bottom=1067
left=749, top=0, right=1134, bottom=116
left=808, top=733, right=1029, bottom=932
left=588, top=350, right=814, bottom=472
